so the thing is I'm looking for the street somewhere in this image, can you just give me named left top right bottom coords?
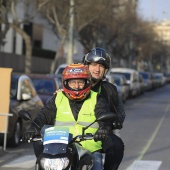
left=0, top=84, right=170, bottom=170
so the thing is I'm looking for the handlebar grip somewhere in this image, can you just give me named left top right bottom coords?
left=80, top=133, right=94, bottom=140
left=32, top=138, right=42, bottom=142
left=83, top=136, right=94, bottom=140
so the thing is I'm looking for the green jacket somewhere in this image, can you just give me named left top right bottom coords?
left=55, top=91, right=102, bottom=152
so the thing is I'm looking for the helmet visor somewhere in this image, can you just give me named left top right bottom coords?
left=85, top=52, right=107, bottom=63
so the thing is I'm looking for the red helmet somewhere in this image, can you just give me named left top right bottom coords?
left=62, top=63, right=91, bottom=100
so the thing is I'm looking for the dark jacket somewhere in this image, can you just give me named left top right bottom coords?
left=91, top=80, right=126, bottom=128
left=32, top=91, right=112, bottom=131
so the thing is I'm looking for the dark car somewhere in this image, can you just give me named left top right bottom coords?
left=0, top=74, right=44, bottom=147
left=28, top=74, right=60, bottom=105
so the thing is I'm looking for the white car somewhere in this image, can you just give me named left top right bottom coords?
left=111, top=74, right=130, bottom=103
left=110, top=68, right=140, bottom=97
left=55, top=64, right=68, bottom=75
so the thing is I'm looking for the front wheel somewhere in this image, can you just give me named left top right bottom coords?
left=35, top=163, right=42, bottom=170
left=82, top=165, right=93, bottom=170
left=9, top=120, right=21, bottom=147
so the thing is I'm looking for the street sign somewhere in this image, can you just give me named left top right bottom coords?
left=0, top=67, right=13, bottom=150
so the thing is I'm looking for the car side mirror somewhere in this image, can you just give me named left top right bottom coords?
left=22, top=93, right=31, bottom=100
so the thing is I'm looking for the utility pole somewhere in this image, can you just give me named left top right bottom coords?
left=151, top=0, right=154, bottom=20
left=66, top=0, right=74, bottom=64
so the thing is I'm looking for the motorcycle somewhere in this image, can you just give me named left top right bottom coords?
left=18, top=110, right=115, bottom=170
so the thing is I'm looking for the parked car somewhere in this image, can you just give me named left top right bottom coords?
left=54, top=74, right=63, bottom=89
left=55, top=63, right=68, bottom=75
left=28, top=74, right=60, bottom=105
left=110, top=68, right=140, bottom=97
left=0, top=74, right=44, bottom=147
left=150, top=73, right=158, bottom=90
left=105, top=74, right=114, bottom=84
left=164, top=72, right=170, bottom=83
left=111, top=74, right=130, bottom=103
left=139, top=74, right=145, bottom=94
left=154, top=72, right=166, bottom=87
left=139, top=71, right=152, bottom=91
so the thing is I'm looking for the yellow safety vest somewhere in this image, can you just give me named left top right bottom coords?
left=55, top=91, right=102, bottom=152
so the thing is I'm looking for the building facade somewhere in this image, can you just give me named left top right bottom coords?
left=153, top=20, right=170, bottom=72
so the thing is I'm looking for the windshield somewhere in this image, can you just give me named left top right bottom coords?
left=32, top=79, right=55, bottom=95
left=113, top=78, right=121, bottom=85
left=58, top=68, right=65, bottom=74
left=140, top=72, right=149, bottom=79
left=112, top=72, right=131, bottom=80
left=10, top=76, right=18, bottom=99
left=41, top=125, right=72, bottom=155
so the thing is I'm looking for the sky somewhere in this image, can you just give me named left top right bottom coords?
left=137, top=0, right=170, bottom=21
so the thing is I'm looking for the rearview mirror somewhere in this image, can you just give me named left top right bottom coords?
left=96, top=112, right=116, bottom=122
left=22, top=93, right=31, bottom=100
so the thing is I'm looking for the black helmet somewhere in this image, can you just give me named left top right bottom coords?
left=82, top=47, right=111, bottom=70
left=82, top=47, right=111, bottom=78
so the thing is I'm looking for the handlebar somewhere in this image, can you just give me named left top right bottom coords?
left=74, top=133, right=94, bottom=140
left=21, top=133, right=94, bottom=143
left=70, top=133, right=94, bottom=144
left=20, top=136, right=42, bottom=143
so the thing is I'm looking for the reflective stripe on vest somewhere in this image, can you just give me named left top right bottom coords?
left=55, top=91, right=102, bottom=152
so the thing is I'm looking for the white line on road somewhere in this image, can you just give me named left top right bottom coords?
left=2, top=155, right=36, bottom=169
left=126, top=103, right=170, bottom=170
left=137, top=104, right=169, bottom=160
left=127, top=160, right=162, bottom=170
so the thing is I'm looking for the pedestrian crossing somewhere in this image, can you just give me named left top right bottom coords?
left=1, top=155, right=36, bottom=169
left=126, top=160, right=162, bottom=170
left=0, top=155, right=162, bottom=170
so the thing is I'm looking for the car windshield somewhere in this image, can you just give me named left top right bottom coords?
left=32, top=79, right=55, bottom=95
left=10, top=76, right=18, bottom=99
left=140, top=72, right=149, bottom=79
left=112, top=73, right=131, bottom=80
left=58, top=68, right=65, bottom=74
left=113, top=78, right=121, bottom=85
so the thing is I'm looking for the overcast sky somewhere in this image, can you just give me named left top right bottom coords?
left=137, top=0, right=170, bottom=21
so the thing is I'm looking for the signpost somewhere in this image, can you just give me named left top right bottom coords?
left=0, top=68, right=13, bottom=150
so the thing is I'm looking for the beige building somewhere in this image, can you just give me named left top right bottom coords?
left=153, top=20, right=170, bottom=72
left=153, top=20, right=170, bottom=46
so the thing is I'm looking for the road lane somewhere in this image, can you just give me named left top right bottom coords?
left=119, top=84, right=170, bottom=170
left=0, top=84, right=170, bottom=170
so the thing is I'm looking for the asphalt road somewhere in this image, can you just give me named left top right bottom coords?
left=0, top=84, right=170, bottom=170
left=119, top=84, right=170, bottom=170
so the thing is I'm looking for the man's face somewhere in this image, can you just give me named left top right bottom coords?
left=68, top=78, right=85, bottom=90
left=88, top=63, right=105, bottom=82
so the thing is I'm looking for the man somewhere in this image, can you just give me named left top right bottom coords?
left=22, top=63, right=116, bottom=170
left=82, top=47, right=126, bottom=170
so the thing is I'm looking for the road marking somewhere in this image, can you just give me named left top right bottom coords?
left=126, top=104, right=169, bottom=170
left=127, top=160, right=162, bottom=170
left=137, top=104, right=169, bottom=160
left=2, top=155, right=36, bottom=168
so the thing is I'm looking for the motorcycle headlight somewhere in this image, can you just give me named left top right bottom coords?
left=40, top=157, right=69, bottom=170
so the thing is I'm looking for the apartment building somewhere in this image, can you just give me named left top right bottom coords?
left=153, top=20, right=170, bottom=72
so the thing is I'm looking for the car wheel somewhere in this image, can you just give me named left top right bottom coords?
left=9, top=121, right=21, bottom=147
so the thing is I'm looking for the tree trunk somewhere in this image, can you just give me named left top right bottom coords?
left=50, top=35, right=66, bottom=74
left=10, top=24, right=32, bottom=73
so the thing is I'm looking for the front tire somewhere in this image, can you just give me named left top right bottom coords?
left=9, top=121, right=21, bottom=147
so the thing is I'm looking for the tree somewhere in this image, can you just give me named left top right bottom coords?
left=0, top=0, right=42, bottom=73
left=37, top=0, right=129, bottom=71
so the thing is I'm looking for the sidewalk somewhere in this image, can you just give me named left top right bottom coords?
left=0, top=146, right=4, bottom=157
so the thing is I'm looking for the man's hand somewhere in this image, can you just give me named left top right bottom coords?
left=22, top=127, right=39, bottom=142
left=53, top=89, right=63, bottom=95
left=94, top=127, right=110, bottom=142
